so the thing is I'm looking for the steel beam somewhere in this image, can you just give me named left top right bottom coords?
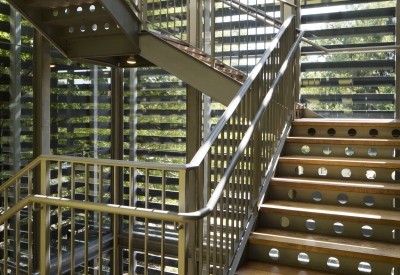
left=99, top=0, right=141, bottom=49
left=139, top=32, right=242, bottom=106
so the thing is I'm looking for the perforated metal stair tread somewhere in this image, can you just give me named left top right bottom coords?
left=286, top=136, right=400, bottom=146
left=260, top=200, right=400, bottom=226
left=293, top=119, right=400, bottom=128
left=270, top=177, right=400, bottom=194
left=235, top=260, right=341, bottom=275
left=249, top=228, right=400, bottom=265
left=279, top=155, right=400, bottom=168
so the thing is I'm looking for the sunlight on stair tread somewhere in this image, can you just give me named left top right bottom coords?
left=252, top=232, right=378, bottom=251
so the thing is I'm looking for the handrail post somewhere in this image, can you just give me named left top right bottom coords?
left=178, top=169, right=188, bottom=274
left=39, top=159, right=50, bottom=275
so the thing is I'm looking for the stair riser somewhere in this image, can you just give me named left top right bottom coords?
left=249, top=244, right=397, bottom=275
left=285, top=143, right=399, bottom=159
left=269, top=185, right=398, bottom=210
left=292, top=125, right=400, bottom=139
left=259, top=212, right=400, bottom=243
left=277, top=163, right=400, bottom=183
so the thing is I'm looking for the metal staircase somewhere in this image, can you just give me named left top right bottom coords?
left=236, top=119, right=400, bottom=275
left=0, top=0, right=303, bottom=270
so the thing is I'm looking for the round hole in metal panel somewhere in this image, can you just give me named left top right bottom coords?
left=69, top=27, right=74, bottom=33
left=298, top=253, right=309, bottom=264
left=345, top=146, right=354, bottom=156
left=392, top=229, right=398, bottom=239
left=92, top=24, right=97, bottom=31
left=393, top=198, right=400, bottom=209
left=306, top=219, right=316, bottom=231
left=318, top=167, right=328, bottom=176
left=392, top=171, right=400, bottom=181
left=301, top=145, right=310, bottom=154
left=348, top=128, right=357, bottom=137
left=53, top=10, right=58, bottom=16
left=104, top=23, right=110, bottom=30
left=65, top=8, right=70, bottom=15
left=323, top=146, right=332, bottom=155
left=295, top=166, right=304, bottom=176
left=312, top=191, right=322, bottom=202
left=327, top=128, right=336, bottom=136
left=307, top=128, right=316, bottom=136
left=77, top=6, right=83, bottom=13
left=280, top=216, right=290, bottom=227
left=80, top=25, right=85, bottom=32
left=364, top=196, right=374, bottom=207
left=358, top=262, right=372, bottom=273
left=369, top=129, right=378, bottom=137
left=392, top=129, right=400, bottom=138
left=361, top=225, right=373, bottom=237
left=368, top=148, right=377, bottom=157
left=337, top=193, right=348, bottom=204
left=269, top=248, right=279, bottom=260
left=366, top=170, right=376, bottom=180
left=333, top=222, right=344, bottom=234
left=89, top=5, right=95, bottom=12
left=327, top=257, right=340, bottom=269
left=392, top=148, right=400, bottom=158
left=287, top=189, right=296, bottom=200
left=341, top=168, right=351, bottom=178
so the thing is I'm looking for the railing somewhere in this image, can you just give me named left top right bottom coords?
left=142, top=0, right=290, bottom=76
left=0, top=15, right=301, bottom=275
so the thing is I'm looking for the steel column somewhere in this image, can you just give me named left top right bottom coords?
left=186, top=85, right=202, bottom=273
left=33, top=29, right=51, bottom=274
left=9, top=7, right=21, bottom=272
left=396, top=1, right=400, bottom=119
left=111, top=67, right=124, bottom=273
left=129, top=68, right=138, bottom=274
left=294, top=0, right=301, bottom=103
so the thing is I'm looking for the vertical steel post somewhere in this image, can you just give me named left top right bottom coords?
left=9, top=7, right=21, bottom=271
left=294, top=0, right=301, bottom=105
left=129, top=68, right=138, bottom=274
left=111, top=67, right=124, bottom=273
left=396, top=1, right=400, bottom=119
left=10, top=7, right=21, bottom=176
left=33, top=29, right=51, bottom=273
left=90, top=65, right=99, bottom=273
left=186, top=85, right=202, bottom=273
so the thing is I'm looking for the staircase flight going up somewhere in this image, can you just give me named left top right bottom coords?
left=237, top=119, right=400, bottom=275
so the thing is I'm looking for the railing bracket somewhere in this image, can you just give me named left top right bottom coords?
left=33, top=202, right=42, bottom=211
left=174, top=222, right=183, bottom=232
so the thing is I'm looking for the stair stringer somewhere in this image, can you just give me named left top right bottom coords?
left=139, top=32, right=242, bottom=106
left=231, top=120, right=293, bottom=274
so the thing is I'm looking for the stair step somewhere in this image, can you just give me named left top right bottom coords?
left=235, top=260, right=340, bottom=275
left=279, top=155, right=400, bottom=169
left=293, top=119, right=400, bottom=128
left=292, top=119, right=400, bottom=138
left=249, top=228, right=400, bottom=265
left=270, top=177, right=400, bottom=195
left=286, top=136, right=400, bottom=146
left=260, top=200, right=400, bottom=226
